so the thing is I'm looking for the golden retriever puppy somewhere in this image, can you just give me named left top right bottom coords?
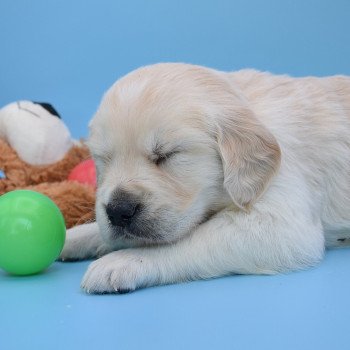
left=60, top=63, right=350, bottom=294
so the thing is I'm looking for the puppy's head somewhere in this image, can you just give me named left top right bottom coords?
left=88, top=63, right=280, bottom=246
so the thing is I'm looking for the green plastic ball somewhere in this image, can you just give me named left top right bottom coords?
left=0, top=190, right=66, bottom=275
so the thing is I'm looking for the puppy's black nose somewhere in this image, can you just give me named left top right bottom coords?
left=106, top=199, right=140, bottom=228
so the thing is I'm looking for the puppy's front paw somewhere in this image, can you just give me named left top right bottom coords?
left=58, top=223, right=110, bottom=262
left=59, top=238, right=109, bottom=262
left=81, top=250, right=156, bottom=294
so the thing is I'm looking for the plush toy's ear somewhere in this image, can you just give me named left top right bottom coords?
left=216, top=107, right=281, bottom=210
left=33, top=102, right=61, bottom=119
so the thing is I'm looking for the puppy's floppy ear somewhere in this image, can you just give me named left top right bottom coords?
left=216, top=107, right=281, bottom=210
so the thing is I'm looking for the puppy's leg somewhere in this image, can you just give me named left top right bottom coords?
left=81, top=199, right=325, bottom=293
left=59, top=222, right=112, bottom=261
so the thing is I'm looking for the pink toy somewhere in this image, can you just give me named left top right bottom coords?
left=68, top=159, right=96, bottom=188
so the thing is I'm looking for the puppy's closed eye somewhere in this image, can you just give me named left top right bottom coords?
left=150, top=142, right=182, bottom=166
left=152, top=150, right=180, bottom=166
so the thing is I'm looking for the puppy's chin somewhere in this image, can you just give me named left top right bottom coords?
left=100, top=217, right=180, bottom=246
left=110, top=221, right=167, bottom=245
left=96, top=206, right=201, bottom=247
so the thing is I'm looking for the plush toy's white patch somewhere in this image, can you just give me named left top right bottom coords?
left=0, top=101, right=73, bottom=165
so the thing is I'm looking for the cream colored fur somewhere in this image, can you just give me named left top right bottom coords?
left=60, top=63, right=350, bottom=294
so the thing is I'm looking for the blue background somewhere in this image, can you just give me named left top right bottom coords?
left=1, top=0, right=349, bottom=138
left=1, top=1, right=350, bottom=349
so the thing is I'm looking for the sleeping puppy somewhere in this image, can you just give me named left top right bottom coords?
left=60, top=63, right=350, bottom=294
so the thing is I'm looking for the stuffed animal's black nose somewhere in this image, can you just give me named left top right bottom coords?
left=106, top=196, right=140, bottom=228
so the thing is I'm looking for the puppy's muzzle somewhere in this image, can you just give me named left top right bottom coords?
left=106, top=190, right=141, bottom=228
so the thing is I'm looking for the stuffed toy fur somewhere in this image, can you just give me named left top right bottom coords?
left=0, top=101, right=95, bottom=228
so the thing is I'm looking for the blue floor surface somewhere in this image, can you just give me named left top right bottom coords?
left=1, top=248, right=349, bottom=350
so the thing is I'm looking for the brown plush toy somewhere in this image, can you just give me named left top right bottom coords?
left=0, top=101, right=96, bottom=229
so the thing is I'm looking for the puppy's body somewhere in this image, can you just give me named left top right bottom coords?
left=231, top=70, right=350, bottom=245
left=60, top=64, right=350, bottom=293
